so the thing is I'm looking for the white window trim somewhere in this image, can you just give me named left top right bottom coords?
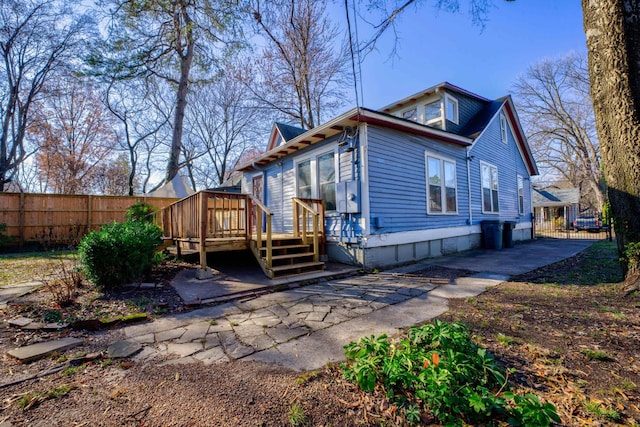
left=480, top=161, right=500, bottom=214
left=444, top=93, right=459, bottom=125
left=424, top=99, right=443, bottom=128
left=517, top=174, right=525, bottom=215
left=425, top=152, right=459, bottom=215
left=500, top=113, right=508, bottom=144
left=399, top=106, right=419, bottom=122
left=293, top=147, right=339, bottom=212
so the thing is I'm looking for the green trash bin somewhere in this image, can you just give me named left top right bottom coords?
left=481, top=220, right=504, bottom=250
left=503, top=221, right=516, bottom=248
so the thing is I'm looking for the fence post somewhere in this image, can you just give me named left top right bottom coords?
left=87, top=195, right=93, bottom=233
left=18, top=192, right=25, bottom=247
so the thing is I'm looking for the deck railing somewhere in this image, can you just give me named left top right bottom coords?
left=249, top=195, right=273, bottom=269
left=155, top=191, right=250, bottom=269
left=292, top=198, right=325, bottom=262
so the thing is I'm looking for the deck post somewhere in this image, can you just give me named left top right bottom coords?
left=266, top=214, right=272, bottom=268
left=293, top=202, right=299, bottom=237
left=256, top=202, right=263, bottom=249
left=312, top=213, right=319, bottom=262
left=301, top=210, right=307, bottom=244
left=199, top=192, right=207, bottom=270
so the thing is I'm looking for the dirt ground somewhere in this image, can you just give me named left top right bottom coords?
left=1, top=242, right=639, bottom=426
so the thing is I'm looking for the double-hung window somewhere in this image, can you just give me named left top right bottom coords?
left=295, top=151, right=337, bottom=211
left=426, top=154, right=457, bottom=214
left=481, top=162, right=499, bottom=213
left=517, top=175, right=524, bottom=215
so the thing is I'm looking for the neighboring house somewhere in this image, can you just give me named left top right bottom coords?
left=532, top=187, right=580, bottom=230
left=235, top=82, right=539, bottom=269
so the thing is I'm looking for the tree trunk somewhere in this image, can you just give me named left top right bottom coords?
left=582, top=0, right=640, bottom=291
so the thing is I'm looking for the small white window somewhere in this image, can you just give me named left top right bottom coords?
left=500, top=113, right=508, bottom=144
left=424, top=100, right=442, bottom=128
left=517, top=175, right=524, bottom=215
left=296, top=160, right=312, bottom=198
left=402, top=107, right=418, bottom=122
left=481, top=162, right=499, bottom=213
left=426, top=153, right=457, bottom=214
left=444, top=94, right=459, bottom=124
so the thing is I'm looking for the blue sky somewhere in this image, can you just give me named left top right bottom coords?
left=333, top=1, right=587, bottom=109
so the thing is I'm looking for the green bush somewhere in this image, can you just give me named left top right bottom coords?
left=78, top=221, right=162, bottom=290
left=125, top=201, right=157, bottom=223
left=342, top=320, right=560, bottom=426
left=0, top=223, right=13, bottom=246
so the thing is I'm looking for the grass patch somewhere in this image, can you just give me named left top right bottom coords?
left=288, top=400, right=308, bottom=426
left=15, top=384, right=77, bottom=410
left=584, top=400, right=621, bottom=421
left=496, top=333, right=517, bottom=346
left=582, top=348, right=615, bottom=362
left=0, top=251, right=77, bottom=287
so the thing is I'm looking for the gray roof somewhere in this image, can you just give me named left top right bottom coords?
left=275, top=122, right=306, bottom=142
left=532, top=187, right=580, bottom=207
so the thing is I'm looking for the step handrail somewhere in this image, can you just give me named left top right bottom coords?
left=248, top=195, right=273, bottom=268
left=292, top=197, right=320, bottom=263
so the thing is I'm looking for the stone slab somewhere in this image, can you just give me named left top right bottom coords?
left=108, top=340, right=142, bottom=359
left=7, top=337, right=83, bottom=363
left=8, top=317, right=33, bottom=327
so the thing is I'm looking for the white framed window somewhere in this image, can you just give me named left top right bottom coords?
left=517, top=175, right=524, bottom=215
left=500, top=113, right=508, bottom=144
left=296, top=160, right=312, bottom=198
left=481, top=162, right=499, bottom=213
left=317, top=152, right=336, bottom=211
left=424, top=100, right=443, bottom=129
left=401, top=107, right=418, bottom=122
left=295, top=149, right=337, bottom=211
left=444, top=94, right=459, bottom=124
left=425, top=153, right=458, bottom=214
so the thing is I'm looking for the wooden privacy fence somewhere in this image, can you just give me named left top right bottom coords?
left=0, top=192, right=178, bottom=246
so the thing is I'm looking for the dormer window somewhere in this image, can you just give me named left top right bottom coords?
left=444, top=94, right=459, bottom=124
left=402, top=107, right=418, bottom=122
left=424, top=100, right=442, bottom=129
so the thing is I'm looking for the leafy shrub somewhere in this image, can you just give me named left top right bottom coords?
left=78, top=221, right=162, bottom=290
left=342, top=320, right=560, bottom=426
left=125, top=201, right=157, bottom=223
left=0, top=222, right=13, bottom=246
left=624, top=241, right=640, bottom=270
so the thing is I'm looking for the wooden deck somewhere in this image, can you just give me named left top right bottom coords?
left=155, top=191, right=326, bottom=279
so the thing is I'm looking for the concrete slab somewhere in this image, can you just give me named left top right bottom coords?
left=7, top=337, right=83, bottom=363
left=108, top=340, right=142, bottom=358
left=8, top=317, right=33, bottom=327
left=0, top=282, right=42, bottom=308
left=427, top=239, right=594, bottom=276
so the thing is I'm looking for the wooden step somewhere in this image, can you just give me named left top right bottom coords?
left=270, top=261, right=324, bottom=274
left=259, top=244, right=310, bottom=254
left=270, top=252, right=315, bottom=261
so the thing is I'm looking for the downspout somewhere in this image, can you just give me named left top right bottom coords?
left=466, top=146, right=473, bottom=226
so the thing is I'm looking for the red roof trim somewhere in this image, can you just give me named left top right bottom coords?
left=503, top=102, right=537, bottom=175
left=350, top=113, right=471, bottom=147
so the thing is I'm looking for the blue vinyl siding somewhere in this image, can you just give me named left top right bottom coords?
left=262, top=135, right=350, bottom=236
left=445, top=92, right=486, bottom=134
left=366, top=126, right=469, bottom=234
left=469, top=111, right=532, bottom=224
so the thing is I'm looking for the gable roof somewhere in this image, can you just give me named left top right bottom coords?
left=532, top=187, right=580, bottom=207
left=237, top=107, right=473, bottom=172
left=379, top=81, right=490, bottom=114
left=237, top=83, right=538, bottom=176
left=266, top=122, right=307, bottom=151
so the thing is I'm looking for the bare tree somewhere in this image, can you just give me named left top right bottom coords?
left=513, top=53, right=604, bottom=212
left=95, top=0, right=244, bottom=188
left=184, top=65, right=264, bottom=189
left=29, top=75, right=116, bottom=194
left=106, top=78, right=172, bottom=195
left=251, top=0, right=350, bottom=129
left=93, top=153, right=136, bottom=195
left=0, top=0, right=90, bottom=191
